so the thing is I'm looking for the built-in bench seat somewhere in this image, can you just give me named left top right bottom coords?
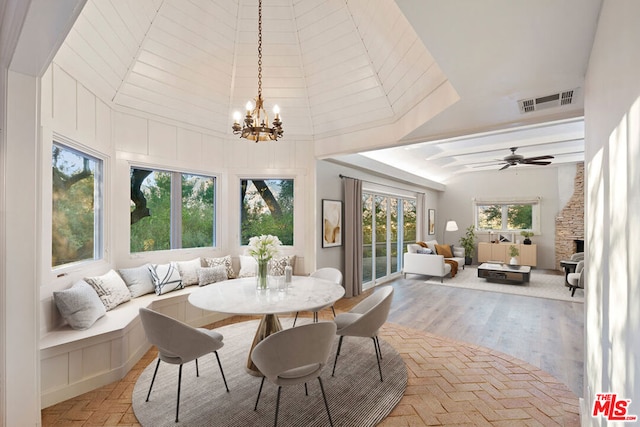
left=40, top=286, right=229, bottom=408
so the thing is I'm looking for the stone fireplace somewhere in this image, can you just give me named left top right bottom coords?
left=555, top=163, right=584, bottom=269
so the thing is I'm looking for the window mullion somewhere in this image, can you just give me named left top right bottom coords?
left=171, top=172, right=182, bottom=249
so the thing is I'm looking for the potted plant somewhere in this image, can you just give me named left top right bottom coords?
left=459, top=225, right=477, bottom=265
left=520, top=230, right=534, bottom=245
left=508, top=245, right=519, bottom=265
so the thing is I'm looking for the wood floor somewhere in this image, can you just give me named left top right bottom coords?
left=383, top=274, right=584, bottom=397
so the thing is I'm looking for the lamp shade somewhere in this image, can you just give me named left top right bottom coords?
left=445, top=220, right=458, bottom=232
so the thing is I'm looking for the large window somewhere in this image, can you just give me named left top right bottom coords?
left=130, top=168, right=215, bottom=252
left=240, top=179, right=294, bottom=245
left=52, top=143, right=103, bottom=267
left=475, top=199, right=539, bottom=232
left=362, top=192, right=416, bottom=287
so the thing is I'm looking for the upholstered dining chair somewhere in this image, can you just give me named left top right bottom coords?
left=139, top=307, right=229, bottom=423
left=567, top=260, right=584, bottom=297
left=332, top=285, right=394, bottom=382
left=251, top=321, right=337, bottom=427
left=292, top=267, right=342, bottom=327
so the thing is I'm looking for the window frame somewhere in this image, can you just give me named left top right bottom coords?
left=239, top=177, right=295, bottom=247
left=473, top=197, right=541, bottom=234
left=43, top=135, right=108, bottom=282
left=129, top=165, right=218, bottom=253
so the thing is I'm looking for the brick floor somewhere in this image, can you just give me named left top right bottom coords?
left=42, top=315, right=580, bottom=426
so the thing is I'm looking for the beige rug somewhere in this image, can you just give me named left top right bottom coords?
left=132, top=319, right=407, bottom=426
left=421, top=265, right=584, bottom=302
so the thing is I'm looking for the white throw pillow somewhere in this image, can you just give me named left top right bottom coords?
left=54, top=280, right=106, bottom=330
left=176, top=258, right=202, bottom=286
left=203, top=255, right=235, bottom=279
left=407, top=244, right=422, bottom=254
left=118, top=264, right=154, bottom=298
left=238, top=255, right=258, bottom=278
left=84, top=270, right=131, bottom=311
left=197, top=266, right=228, bottom=287
left=149, top=262, right=183, bottom=295
left=424, top=240, right=439, bottom=254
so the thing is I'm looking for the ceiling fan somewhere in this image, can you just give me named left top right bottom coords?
left=497, top=147, right=554, bottom=170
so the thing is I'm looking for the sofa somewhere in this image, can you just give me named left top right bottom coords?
left=402, top=241, right=465, bottom=282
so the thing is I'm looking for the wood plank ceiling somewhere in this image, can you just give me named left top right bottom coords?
left=54, top=0, right=447, bottom=141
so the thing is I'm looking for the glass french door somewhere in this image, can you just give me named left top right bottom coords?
left=362, top=193, right=416, bottom=289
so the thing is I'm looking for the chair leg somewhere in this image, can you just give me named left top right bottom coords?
left=372, top=337, right=383, bottom=382
left=176, top=364, right=183, bottom=422
left=195, top=358, right=199, bottom=377
left=254, top=376, right=266, bottom=411
left=331, top=305, right=336, bottom=318
left=146, top=358, right=161, bottom=402
left=332, top=336, right=344, bottom=376
left=274, top=386, right=282, bottom=427
left=293, top=312, right=299, bottom=327
left=304, top=382, right=308, bottom=396
left=375, top=335, right=383, bottom=359
left=318, top=377, right=334, bottom=427
left=571, top=286, right=577, bottom=297
left=214, top=351, right=229, bottom=392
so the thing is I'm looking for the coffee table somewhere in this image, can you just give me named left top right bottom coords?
left=477, top=263, right=531, bottom=283
left=188, top=276, right=345, bottom=375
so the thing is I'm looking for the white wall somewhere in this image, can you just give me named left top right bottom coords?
left=439, top=166, right=571, bottom=269
left=584, top=1, right=640, bottom=425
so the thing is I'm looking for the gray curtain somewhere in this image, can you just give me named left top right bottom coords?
left=416, top=193, right=426, bottom=242
left=343, top=177, right=362, bottom=297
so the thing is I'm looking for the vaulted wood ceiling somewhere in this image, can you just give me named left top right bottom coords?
left=55, top=0, right=448, bottom=140
left=52, top=0, right=602, bottom=184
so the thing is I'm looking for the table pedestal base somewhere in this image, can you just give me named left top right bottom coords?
left=246, top=314, right=282, bottom=376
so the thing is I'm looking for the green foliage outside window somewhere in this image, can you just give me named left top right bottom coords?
left=477, top=203, right=533, bottom=231
left=52, top=144, right=101, bottom=267
left=240, top=179, right=294, bottom=245
left=130, top=168, right=215, bottom=252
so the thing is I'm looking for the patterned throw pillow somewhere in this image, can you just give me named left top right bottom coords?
left=197, top=266, right=228, bottom=287
left=203, top=255, right=235, bottom=279
left=149, top=263, right=183, bottom=295
left=118, top=264, right=154, bottom=298
left=84, top=270, right=131, bottom=311
left=268, top=255, right=296, bottom=276
left=176, top=258, right=202, bottom=286
left=54, top=280, right=106, bottom=330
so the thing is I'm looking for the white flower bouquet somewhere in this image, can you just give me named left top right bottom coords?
left=247, top=235, right=282, bottom=289
left=247, top=234, right=282, bottom=262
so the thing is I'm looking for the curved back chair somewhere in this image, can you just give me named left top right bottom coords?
left=332, top=285, right=394, bottom=381
left=251, top=321, right=338, bottom=427
left=567, top=260, right=584, bottom=297
left=292, top=267, right=342, bottom=326
left=139, top=307, right=229, bottom=422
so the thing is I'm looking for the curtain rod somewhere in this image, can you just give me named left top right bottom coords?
left=339, top=174, right=425, bottom=195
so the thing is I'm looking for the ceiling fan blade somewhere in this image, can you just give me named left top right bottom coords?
left=522, top=161, right=552, bottom=166
left=522, top=155, right=554, bottom=162
left=499, top=163, right=511, bottom=170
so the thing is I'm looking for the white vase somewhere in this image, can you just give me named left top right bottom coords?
left=509, top=257, right=518, bottom=265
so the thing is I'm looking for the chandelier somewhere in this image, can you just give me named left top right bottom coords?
left=232, top=0, right=283, bottom=142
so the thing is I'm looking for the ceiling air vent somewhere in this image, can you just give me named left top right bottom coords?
left=518, top=89, right=576, bottom=113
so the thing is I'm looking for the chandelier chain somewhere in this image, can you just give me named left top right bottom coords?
left=257, top=0, right=262, bottom=99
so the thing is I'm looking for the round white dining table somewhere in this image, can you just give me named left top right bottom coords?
left=188, top=276, right=345, bottom=375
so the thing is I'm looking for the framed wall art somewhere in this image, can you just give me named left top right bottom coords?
left=428, top=209, right=436, bottom=235
left=322, top=199, right=343, bottom=248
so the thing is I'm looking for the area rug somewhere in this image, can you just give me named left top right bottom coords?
left=422, top=265, right=584, bottom=302
left=132, top=319, right=407, bottom=426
